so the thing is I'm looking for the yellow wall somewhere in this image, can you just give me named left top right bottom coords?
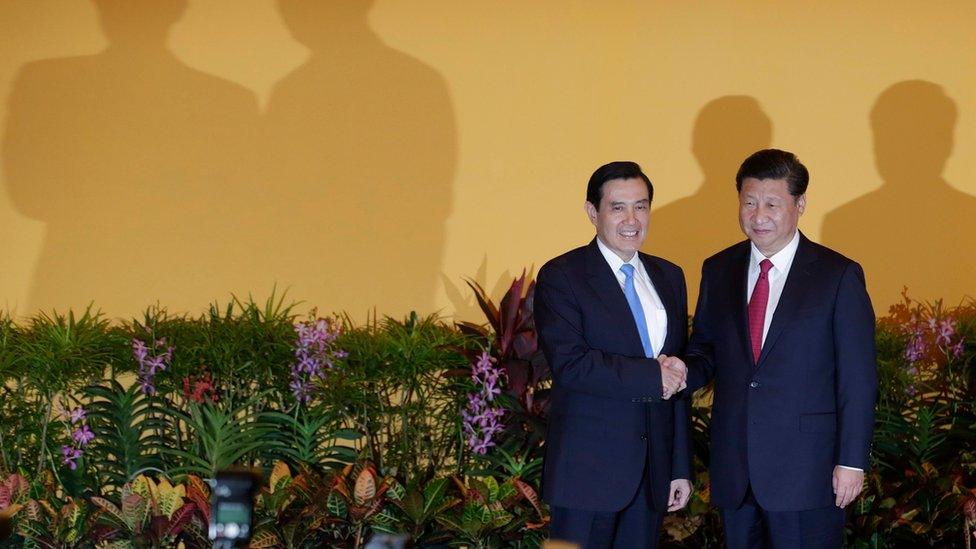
left=1, top=1, right=974, bottom=323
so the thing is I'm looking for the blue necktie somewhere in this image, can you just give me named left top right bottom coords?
left=620, top=263, right=653, bottom=358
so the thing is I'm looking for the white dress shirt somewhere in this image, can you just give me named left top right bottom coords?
left=596, top=238, right=668, bottom=356
left=746, top=230, right=800, bottom=345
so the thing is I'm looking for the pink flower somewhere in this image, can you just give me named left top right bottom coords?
left=69, top=407, right=87, bottom=424
left=936, top=319, right=956, bottom=347
left=72, top=425, right=94, bottom=447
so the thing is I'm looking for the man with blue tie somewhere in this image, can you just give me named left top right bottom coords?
left=534, top=161, right=693, bottom=547
left=675, top=149, right=878, bottom=548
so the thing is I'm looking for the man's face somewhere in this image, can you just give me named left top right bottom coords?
left=585, top=177, right=650, bottom=261
left=738, top=177, right=805, bottom=257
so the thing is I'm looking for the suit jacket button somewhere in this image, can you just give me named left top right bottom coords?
left=749, top=381, right=760, bottom=388
left=641, top=434, right=648, bottom=441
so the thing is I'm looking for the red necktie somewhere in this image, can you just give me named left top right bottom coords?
left=748, top=259, right=773, bottom=364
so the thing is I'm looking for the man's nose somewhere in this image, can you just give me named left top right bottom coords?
left=754, top=206, right=769, bottom=223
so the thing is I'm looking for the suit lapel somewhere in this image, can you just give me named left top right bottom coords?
left=756, top=233, right=819, bottom=368
left=728, top=243, right=754, bottom=363
left=641, top=254, right=678, bottom=355
left=583, top=239, right=644, bottom=354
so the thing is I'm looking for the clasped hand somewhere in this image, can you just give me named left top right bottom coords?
left=658, top=355, right=687, bottom=399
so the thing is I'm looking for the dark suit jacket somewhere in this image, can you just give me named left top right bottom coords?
left=535, top=239, right=692, bottom=512
left=685, top=233, right=877, bottom=512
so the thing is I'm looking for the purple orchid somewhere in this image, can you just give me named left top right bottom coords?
left=61, top=445, right=82, bottom=470
left=69, top=407, right=87, bottom=424
left=72, top=424, right=94, bottom=447
left=462, top=350, right=507, bottom=455
left=290, top=317, right=345, bottom=404
left=132, top=336, right=174, bottom=395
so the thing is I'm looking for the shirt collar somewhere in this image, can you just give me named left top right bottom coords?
left=750, top=230, right=800, bottom=273
left=596, top=237, right=641, bottom=275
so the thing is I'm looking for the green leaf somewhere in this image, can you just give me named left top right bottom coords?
left=386, top=478, right=406, bottom=502
left=332, top=428, right=363, bottom=441
left=422, top=478, right=450, bottom=518
left=326, top=490, right=348, bottom=518
left=482, top=476, right=499, bottom=502
left=371, top=507, right=397, bottom=527
left=399, top=488, right=424, bottom=522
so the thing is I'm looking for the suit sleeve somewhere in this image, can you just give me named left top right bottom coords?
left=670, top=271, right=694, bottom=479
left=684, top=263, right=717, bottom=392
left=535, top=261, right=665, bottom=402
left=834, top=262, right=878, bottom=470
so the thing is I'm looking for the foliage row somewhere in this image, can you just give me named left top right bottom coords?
left=0, top=286, right=975, bottom=547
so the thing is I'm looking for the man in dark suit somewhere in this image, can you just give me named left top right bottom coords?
left=535, top=161, right=693, bottom=547
left=675, top=149, right=877, bottom=548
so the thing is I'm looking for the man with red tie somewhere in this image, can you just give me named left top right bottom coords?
left=677, top=149, right=877, bottom=548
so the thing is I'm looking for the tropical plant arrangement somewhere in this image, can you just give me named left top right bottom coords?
left=0, top=290, right=548, bottom=548
left=0, top=282, right=973, bottom=548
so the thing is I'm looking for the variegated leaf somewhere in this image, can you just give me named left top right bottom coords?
left=130, top=475, right=153, bottom=501
left=513, top=478, right=543, bottom=517
left=185, top=477, right=211, bottom=524
left=38, top=499, right=56, bottom=518
left=91, top=496, right=126, bottom=527
left=385, top=478, right=406, bottom=502
left=482, top=476, right=499, bottom=502
left=353, top=468, right=377, bottom=506
left=327, top=490, right=348, bottom=518
left=25, top=499, right=42, bottom=521
left=164, top=503, right=196, bottom=537
left=157, top=479, right=185, bottom=519
left=121, top=493, right=147, bottom=531
left=270, top=461, right=291, bottom=494
left=249, top=529, right=282, bottom=548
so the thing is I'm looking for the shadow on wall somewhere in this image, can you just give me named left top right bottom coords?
left=647, top=96, right=772, bottom=302
left=2, top=0, right=262, bottom=315
left=822, top=80, right=976, bottom=309
left=259, top=0, right=456, bottom=317
left=1, top=0, right=457, bottom=318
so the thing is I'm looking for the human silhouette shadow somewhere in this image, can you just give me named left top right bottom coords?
left=822, top=80, right=976, bottom=308
left=261, top=0, right=456, bottom=318
left=647, top=96, right=772, bottom=305
left=2, top=0, right=262, bottom=316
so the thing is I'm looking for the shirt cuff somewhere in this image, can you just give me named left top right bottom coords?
left=838, top=465, right=863, bottom=472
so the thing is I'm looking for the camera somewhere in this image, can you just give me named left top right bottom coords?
left=209, top=468, right=262, bottom=547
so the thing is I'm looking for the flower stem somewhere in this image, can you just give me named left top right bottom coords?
left=36, top=394, right=54, bottom=477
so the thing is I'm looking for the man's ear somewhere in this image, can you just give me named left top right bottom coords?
left=796, top=194, right=807, bottom=215
left=584, top=201, right=598, bottom=226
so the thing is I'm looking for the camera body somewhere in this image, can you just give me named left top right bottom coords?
left=209, top=468, right=262, bottom=545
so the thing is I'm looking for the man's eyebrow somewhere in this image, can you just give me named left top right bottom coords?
left=609, top=198, right=649, bottom=205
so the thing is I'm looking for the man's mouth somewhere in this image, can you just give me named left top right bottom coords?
left=619, top=229, right=640, bottom=239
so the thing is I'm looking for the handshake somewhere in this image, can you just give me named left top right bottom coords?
left=658, top=355, right=687, bottom=399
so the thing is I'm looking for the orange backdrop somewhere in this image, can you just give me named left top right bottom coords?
left=1, top=1, right=973, bottom=323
